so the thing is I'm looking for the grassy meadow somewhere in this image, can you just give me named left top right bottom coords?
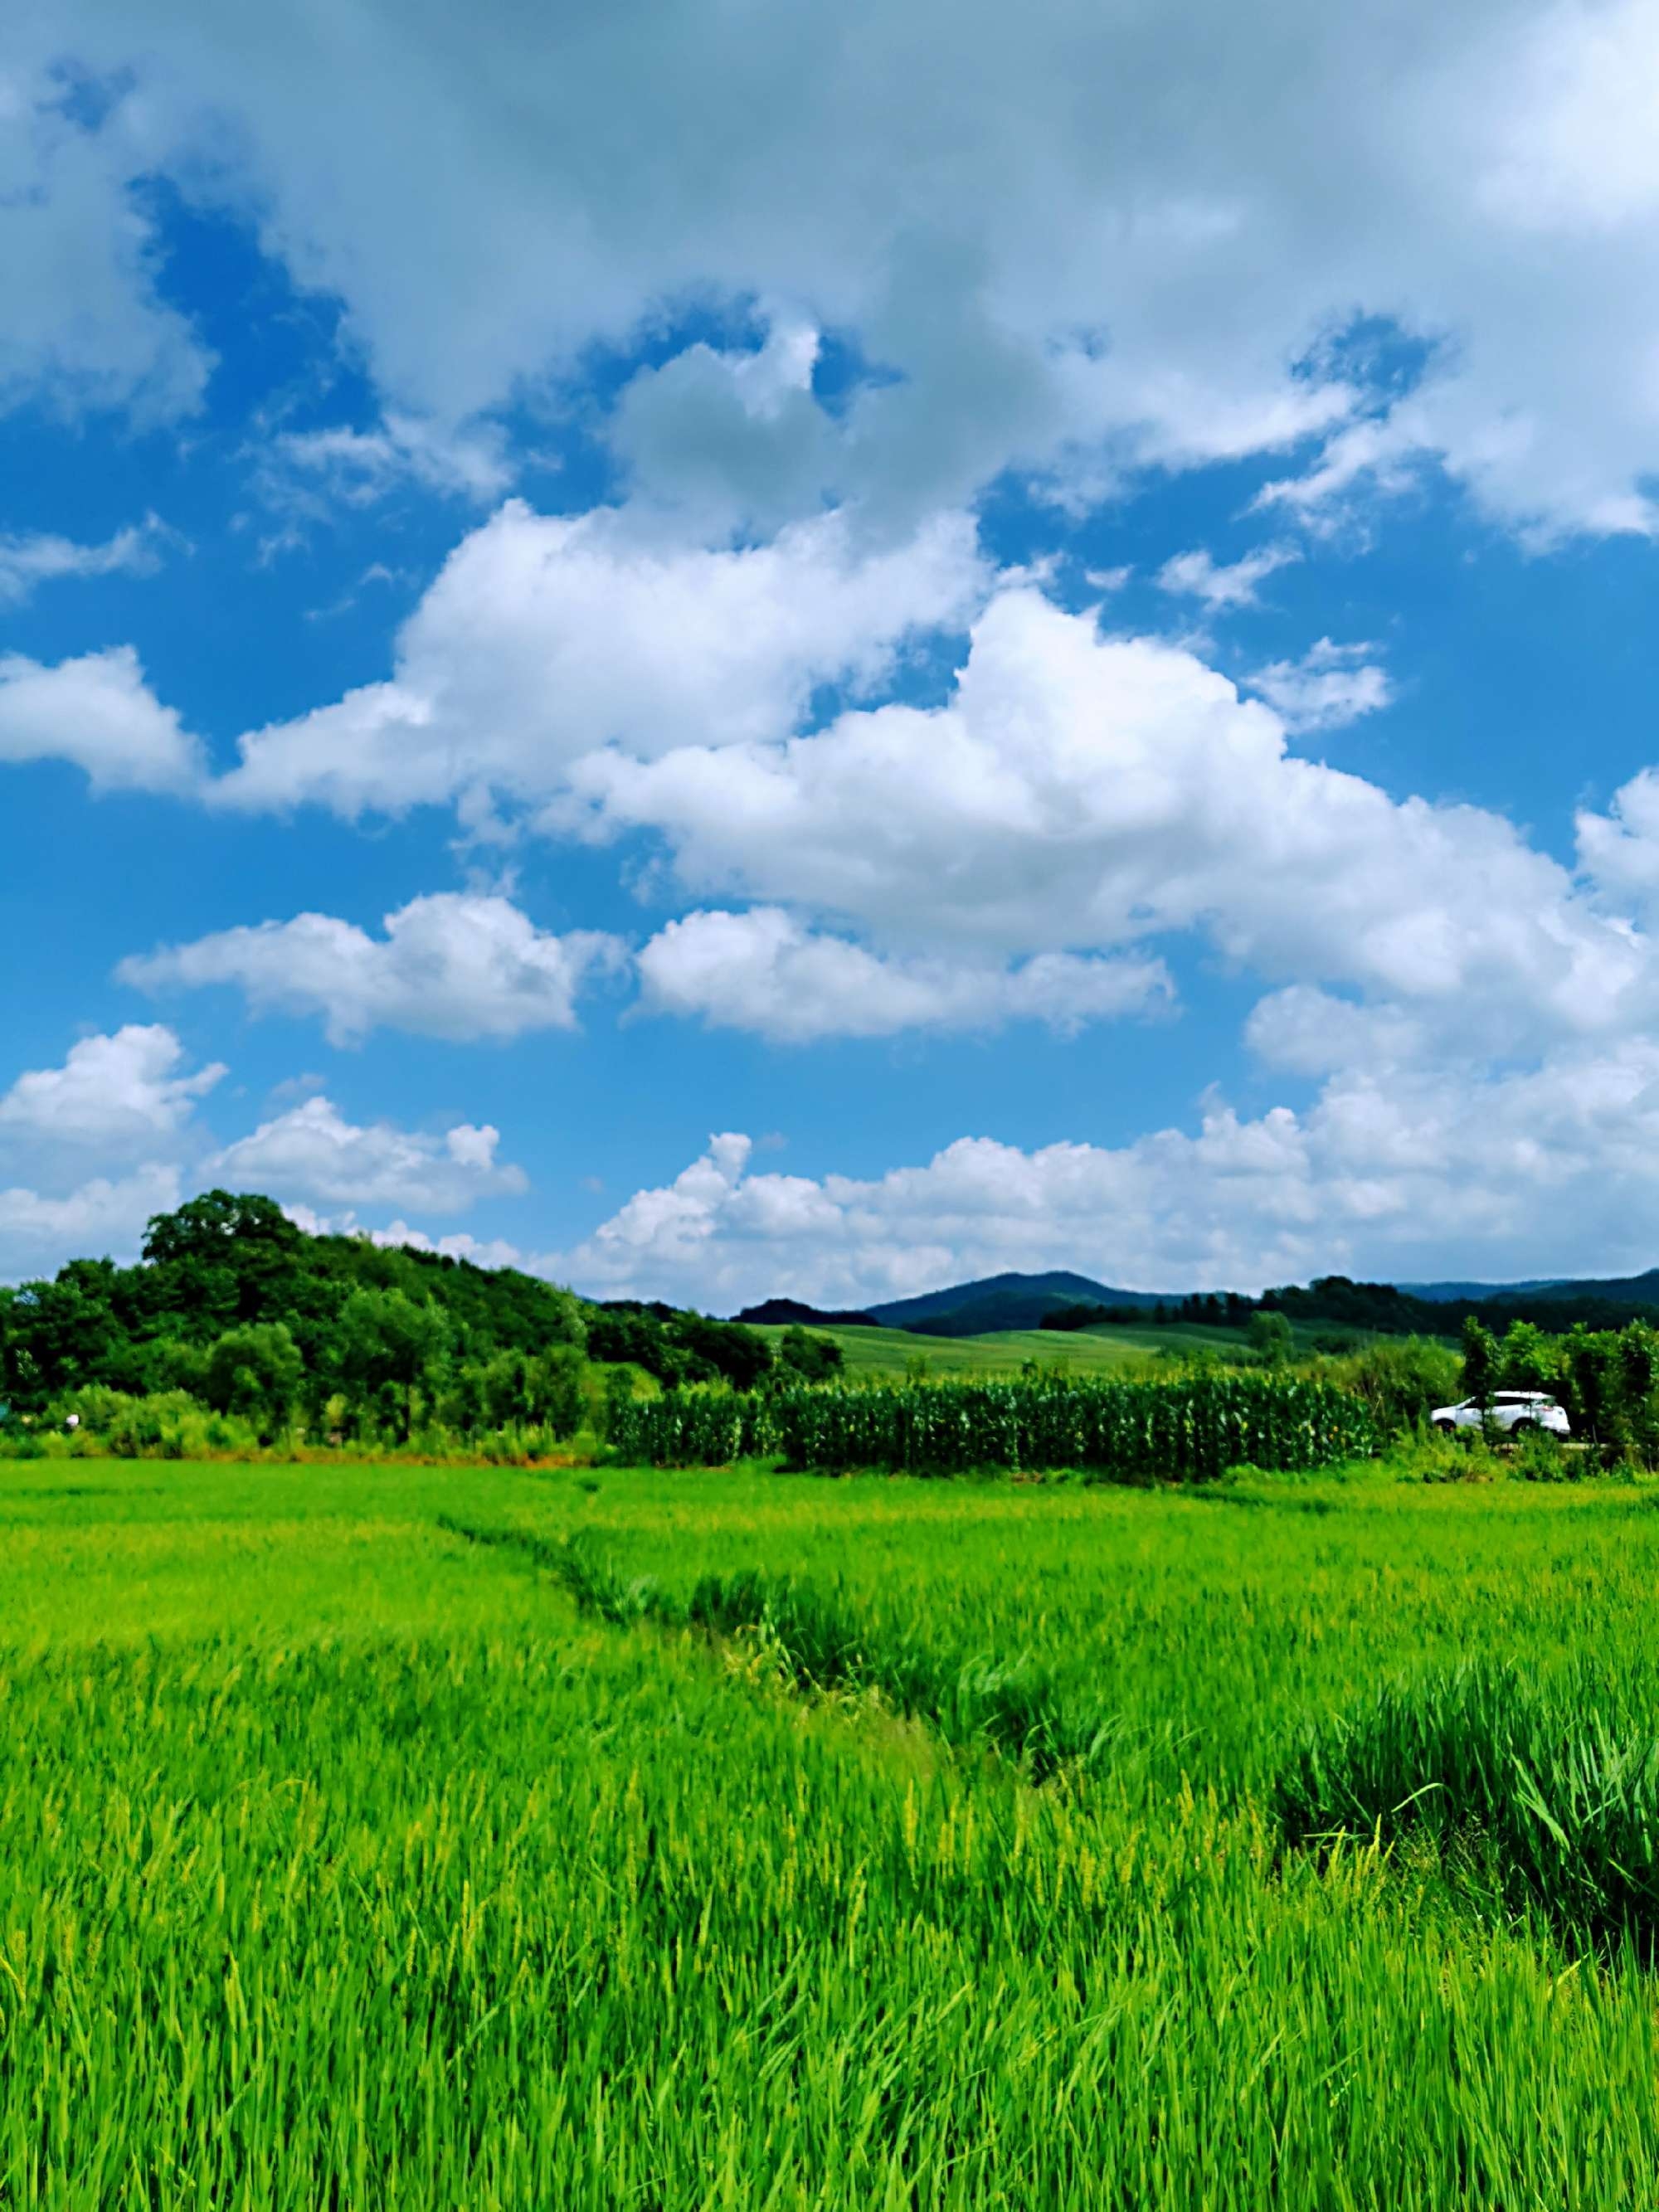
left=7, top=1454, right=1659, bottom=2205
left=752, top=1317, right=1297, bottom=1377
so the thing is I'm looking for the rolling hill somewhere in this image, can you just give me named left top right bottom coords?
left=862, top=1271, right=1166, bottom=1337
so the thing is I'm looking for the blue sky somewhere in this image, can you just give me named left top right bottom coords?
left=7, top=1, right=1659, bottom=1307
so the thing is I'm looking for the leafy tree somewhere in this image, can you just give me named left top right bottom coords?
left=775, top=1326, right=844, bottom=1383
left=202, top=1323, right=304, bottom=1441
left=1498, top=1320, right=1557, bottom=1392
left=1461, top=1317, right=1500, bottom=1408
left=675, top=1315, right=773, bottom=1390
left=333, top=1288, right=454, bottom=1440
left=1247, top=1310, right=1294, bottom=1366
left=143, top=1191, right=301, bottom=1269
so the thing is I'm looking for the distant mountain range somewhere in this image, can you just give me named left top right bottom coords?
left=737, top=1271, right=1167, bottom=1338
left=736, top=1265, right=1659, bottom=1339
left=1402, top=1270, right=1659, bottom=1306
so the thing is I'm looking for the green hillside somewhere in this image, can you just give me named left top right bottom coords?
left=755, top=1318, right=1285, bottom=1378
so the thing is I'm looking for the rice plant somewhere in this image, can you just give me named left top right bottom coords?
left=1277, top=1658, right=1659, bottom=1954
left=14, top=1457, right=1659, bottom=2204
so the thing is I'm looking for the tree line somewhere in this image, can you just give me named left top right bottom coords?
left=0, top=1191, right=839, bottom=1451
left=1044, top=1272, right=1659, bottom=1340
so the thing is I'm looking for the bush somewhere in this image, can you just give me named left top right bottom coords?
left=1329, top=1336, right=1462, bottom=1437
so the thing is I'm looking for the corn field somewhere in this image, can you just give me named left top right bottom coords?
left=605, top=1369, right=1377, bottom=1475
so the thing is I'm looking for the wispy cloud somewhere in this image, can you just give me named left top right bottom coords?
left=1155, top=542, right=1300, bottom=610
left=0, top=513, right=179, bottom=606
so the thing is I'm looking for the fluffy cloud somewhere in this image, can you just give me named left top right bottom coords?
left=636, top=908, right=1169, bottom=1041
left=572, top=589, right=1642, bottom=1053
left=282, top=1204, right=546, bottom=1274
left=119, top=894, right=625, bottom=1044
left=0, top=646, right=204, bottom=793
left=0, top=1163, right=183, bottom=1281
left=0, top=62, right=207, bottom=423
left=1244, top=639, right=1394, bottom=734
left=207, top=1096, right=527, bottom=1213
left=0, top=1026, right=224, bottom=1154
left=559, top=1047, right=1659, bottom=1305
left=606, top=320, right=837, bottom=539
left=1577, top=770, right=1659, bottom=911
left=211, top=503, right=985, bottom=816
left=21, top=0, right=1659, bottom=534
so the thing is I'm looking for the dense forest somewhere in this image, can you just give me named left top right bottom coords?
left=1043, top=1273, right=1659, bottom=1338
left=0, top=1190, right=838, bottom=1451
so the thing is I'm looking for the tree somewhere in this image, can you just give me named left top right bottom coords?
left=202, top=1323, right=304, bottom=1441
left=776, top=1326, right=844, bottom=1383
left=1498, top=1319, right=1556, bottom=1393
left=1247, top=1310, right=1293, bottom=1366
left=333, top=1288, right=453, bottom=1439
left=142, top=1191, right=301, bottom=1268
left=1461, top=1317, right=1499, bottom=1410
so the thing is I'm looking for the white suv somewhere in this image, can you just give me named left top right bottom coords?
left=1431, top=1391, right=1571, bottom=1438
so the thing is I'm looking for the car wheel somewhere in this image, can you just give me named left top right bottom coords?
left=1432, top=1418, right=1455, bottom=1434
left=1510, top=1420, right=1537, bottom=1437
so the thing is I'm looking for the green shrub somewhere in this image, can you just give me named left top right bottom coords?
left=1329, top=1335, right=1462, bottom=1436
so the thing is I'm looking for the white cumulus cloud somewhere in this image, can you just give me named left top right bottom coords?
left=0, top=646, right=205, bottom=794
left=636, top=907, right=1170, bottom=1041
left=0, top=1163, right=184, bottom=1283
left=119, top=894, right=626, bottom=1045
left=557, top=1049, right=1659, bottom=1307
left=570, top=588, right=1642, bottom=1053
left=0, top=61, right=207, bottom=424
left=208, top=1096, right=528, bottom=1214
left=0, top=1026, right=224, bottom=1154
left=24, top=0, right=1659, bottom=533
left=210, top=502, right=985, bottom=818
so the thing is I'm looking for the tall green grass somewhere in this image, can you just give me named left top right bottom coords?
left=1277, top=1659, right=1659, bottom=1955
left=12, top=1461, right=1659, bottom=2203
left=449, top=1516, right=1135, bottom=1778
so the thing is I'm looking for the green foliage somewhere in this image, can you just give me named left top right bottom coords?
left=773, top=1324, right=844, bottom=1383
left=1461, top=1315, right=1500, bottom=1406
left=1277, top=1658, right=1659, bottom=1956
left=0, top=1189, right=606, bottom=1449
left=585, top=1301, right=773, bottom=1388
left=0, top=1189, right=588, bottom=1424
left=1247, top=1310, right=1294, bottom=1365
left=1328, top=1334, right=1462, bottom=1433
left=606, top=1369, right=1378, bottom=1475
left=202, top=1321, right=304, bottom=1438
left=1497, top=1318, right=1557, bottom=1392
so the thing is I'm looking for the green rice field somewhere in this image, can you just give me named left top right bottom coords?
left=6, top=1455, right=1659, bottom=2205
